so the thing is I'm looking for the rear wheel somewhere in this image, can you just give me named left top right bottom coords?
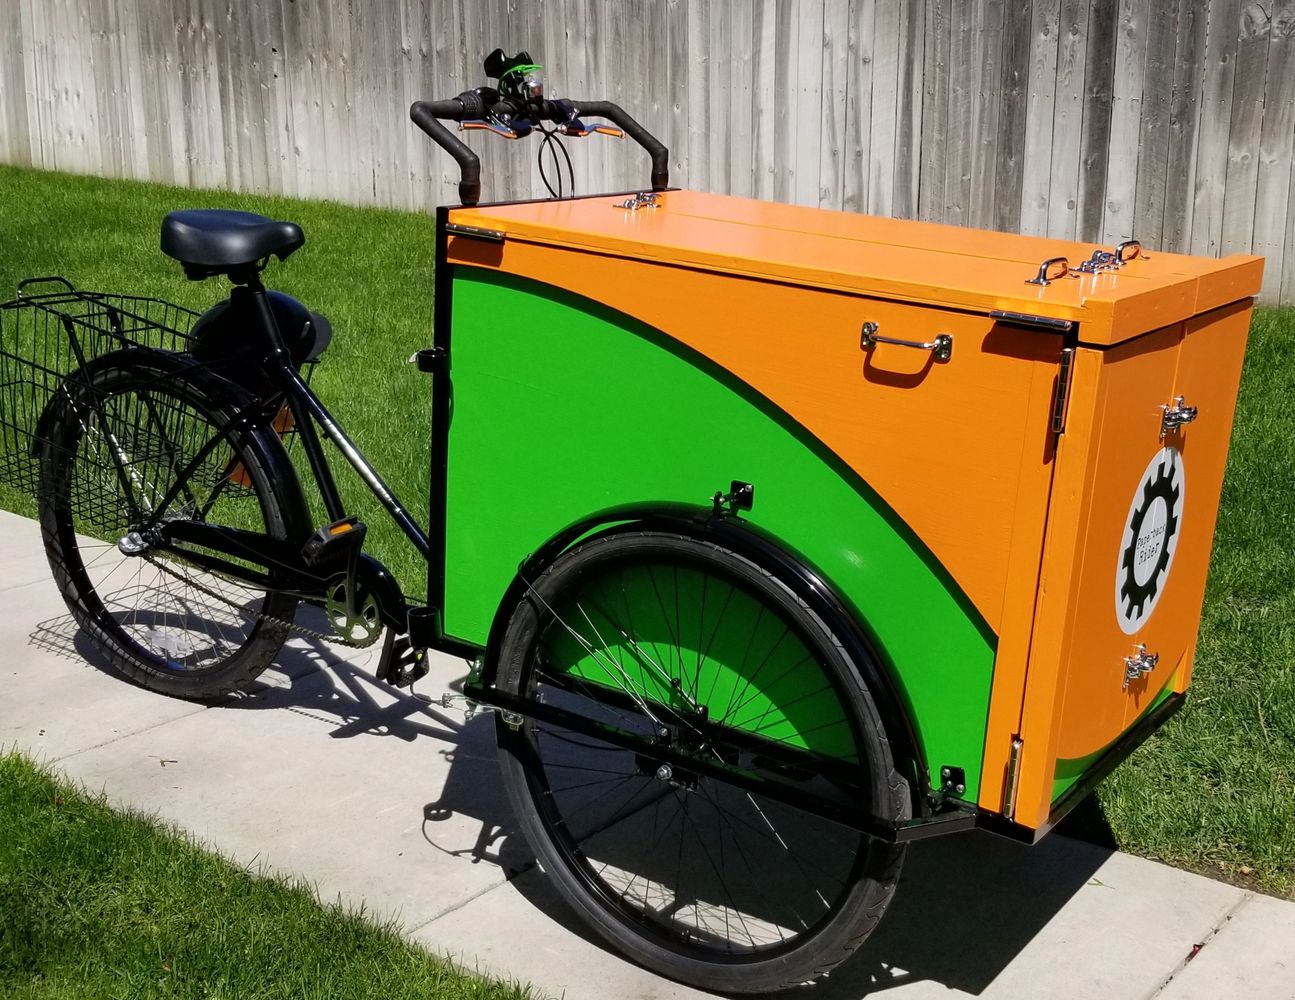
left=495, top=531, right=909, bottom=993
left=38, top=352, right=307, bottom=699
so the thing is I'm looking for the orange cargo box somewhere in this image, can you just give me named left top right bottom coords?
left=446, top=189, right=1260, bottom=833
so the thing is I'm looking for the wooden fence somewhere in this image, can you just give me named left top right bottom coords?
left=3, top=0, right=1295, bottom=303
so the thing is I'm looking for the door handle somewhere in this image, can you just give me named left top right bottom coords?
left=860, top=322, right=953, bottom=362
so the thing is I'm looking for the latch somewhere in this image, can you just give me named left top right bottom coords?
left=617, top=191, right=659, bottom=211
left=1123, top=644, right=1159, bottom=689
left=1161, top=395, right=1198, bottom=437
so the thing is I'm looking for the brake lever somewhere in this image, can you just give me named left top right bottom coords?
left=559, top=122, right=625, bottom=139
left=460, top=120, right=521, bottom=140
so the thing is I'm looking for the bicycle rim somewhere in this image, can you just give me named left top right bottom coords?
left=40, top=359, right=298, bottom=686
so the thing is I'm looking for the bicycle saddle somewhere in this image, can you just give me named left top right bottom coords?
left=161, top=210, right=304, bottom=279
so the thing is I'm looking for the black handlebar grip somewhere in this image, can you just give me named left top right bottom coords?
left=409, top=99, right=482, bottom=206
left=570, top=101, right=669, bottom=191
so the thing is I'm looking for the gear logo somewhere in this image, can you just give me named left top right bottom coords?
left=1115, top=447, right=1185, bottom=634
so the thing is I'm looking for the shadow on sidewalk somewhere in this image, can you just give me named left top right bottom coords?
left=30, top=609, right=1116, bottom=997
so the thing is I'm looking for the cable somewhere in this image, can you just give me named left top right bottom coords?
left=536, top=123, right=576, bottom=200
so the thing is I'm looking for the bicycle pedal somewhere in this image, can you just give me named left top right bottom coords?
left=301, top=517, right=367, bottom=566
left=375, top=632, right=430, bottom=689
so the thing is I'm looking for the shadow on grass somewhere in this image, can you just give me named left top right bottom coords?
left=30, top=610, right=1114, bottom=997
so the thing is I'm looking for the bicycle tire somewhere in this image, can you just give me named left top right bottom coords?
left=494, top=530, right=909, bottom=993
left=38, top=349, right=310, bottom=700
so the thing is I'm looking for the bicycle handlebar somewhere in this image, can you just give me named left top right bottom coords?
left=410, top=99, right=482, bottom=206
left=409, top=95, right=668, bottom=207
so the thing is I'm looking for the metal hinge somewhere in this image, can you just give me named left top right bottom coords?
left=445, top=223, right=505, bottom=243
left=1051, top=347, right=1075, bottom=434
left=1003, top=737, right=1024, bottom=819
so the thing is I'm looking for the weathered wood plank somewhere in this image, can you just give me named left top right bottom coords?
left=1130, top=0, right=1178, bottom=247
left=994, top=0, right=1032, bottom=232
left=1253, top=1, right=1295, bottom=299
left=1100, top=0, right=1149, bottom=245
left=918, top=0, right=950, bottom=222
left=1190, top=0, right=1242, bottom=255
left=968, top=0, right=1005, bottom=230
left=1019, top=0, right=1061, bottom=237
left=792, top=0, right=824, bottom=207
left=943, top=0, right=976, bottom=226
left=1075, top=0, right=1117, bottom=242
left=1159, top=0, right=1208, bottom=253
left=1220, top=1, right=1273, bottom=254
left=892, top=0, right=924, bottom=219
left=0, top=0, right=33, bottom=167
left=1045, top=0, right=1090, bottom=240
left=841, top=0, right=874, bottom=213
left=867, top=0, right=900, bottom=215
left=819, top=0, right=850, bottom=208
left=728, top=0, right=756, bottom=198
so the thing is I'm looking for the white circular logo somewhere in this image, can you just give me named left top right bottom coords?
left=1115, top=447, right=1185, bottom=635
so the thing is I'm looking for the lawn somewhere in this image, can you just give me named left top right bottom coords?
left=0, top=752, right=530, bottom=1000
left=1, top=163, right=1292, bottom=902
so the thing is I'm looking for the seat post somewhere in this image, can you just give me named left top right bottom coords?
left=234, top=270, right=291, bottom=362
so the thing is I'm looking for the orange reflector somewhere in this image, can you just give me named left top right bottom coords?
left=329, top=523, right=353, bottom=535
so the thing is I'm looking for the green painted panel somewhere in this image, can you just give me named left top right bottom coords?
left=443, top=267, right=996, bottom=799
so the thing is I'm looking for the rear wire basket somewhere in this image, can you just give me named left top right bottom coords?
left=0, top=278, right=201, bottom=503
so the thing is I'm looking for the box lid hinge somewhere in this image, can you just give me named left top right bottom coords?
left=1051, top=347, right=1076, bottom=434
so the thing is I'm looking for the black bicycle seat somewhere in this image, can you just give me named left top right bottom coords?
left=161, top=210, right=304, bottom=279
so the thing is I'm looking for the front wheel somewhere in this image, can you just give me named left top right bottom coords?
left=494, top=531, right=909, bottom=993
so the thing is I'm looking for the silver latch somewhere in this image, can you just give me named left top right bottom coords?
left=1123, top=644, right=1159, bottom=689
left=617, top=191, right=659, bottom=211
left=1161, top=395, right=1198, bottom=437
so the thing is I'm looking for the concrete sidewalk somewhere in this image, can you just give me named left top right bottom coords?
left=0, top=505, right=1290, bottom=1000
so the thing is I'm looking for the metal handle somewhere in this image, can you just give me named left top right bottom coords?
left=1115, top=239, right=1146, bottom=263
left=860, top=322, right=953, bottom=362
left=1026, top=257, right=1070, bottom=286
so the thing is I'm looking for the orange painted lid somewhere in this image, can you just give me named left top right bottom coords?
left=450, top=190, right=1263, bottom=346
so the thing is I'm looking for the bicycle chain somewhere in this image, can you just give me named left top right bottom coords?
left=141, top=553, right=372, bottom=649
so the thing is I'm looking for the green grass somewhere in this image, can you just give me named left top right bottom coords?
left=1, top=164, right=1292, bottom=899
left=0, top=751, right=530, bottom=1000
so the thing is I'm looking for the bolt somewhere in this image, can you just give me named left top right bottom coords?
left=658, top=726, right=670, bottom=739
left=941, top=767, right=951, bottom=778
left=655, top=764, right=673, bottom=782
left=955, top=783, right=966, bottom=795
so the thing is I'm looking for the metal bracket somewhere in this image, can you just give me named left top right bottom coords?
left=1161, top=395, right=1198, bottom=437
left=711, top=480, right=755, bottom=517
left=939, top=765, right=967, bottom=799
left=860, top=322, right=953, bottom=362
left=1123, top=644, right=1159, bottom=689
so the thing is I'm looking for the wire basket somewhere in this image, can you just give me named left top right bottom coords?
left=0, top=278, right=201, bottom=503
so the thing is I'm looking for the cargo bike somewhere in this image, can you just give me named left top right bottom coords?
left=0, top=51, right=1263, bottom=994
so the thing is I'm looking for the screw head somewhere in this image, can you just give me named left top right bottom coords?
left=941, top=767, right=951, bottom=778
left=655, top=764, right=673, bottom=782
left=955, top=783, right=966, bottom=795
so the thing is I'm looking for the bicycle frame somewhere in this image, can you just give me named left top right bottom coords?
left=130, top=287, right=431, bottom=636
